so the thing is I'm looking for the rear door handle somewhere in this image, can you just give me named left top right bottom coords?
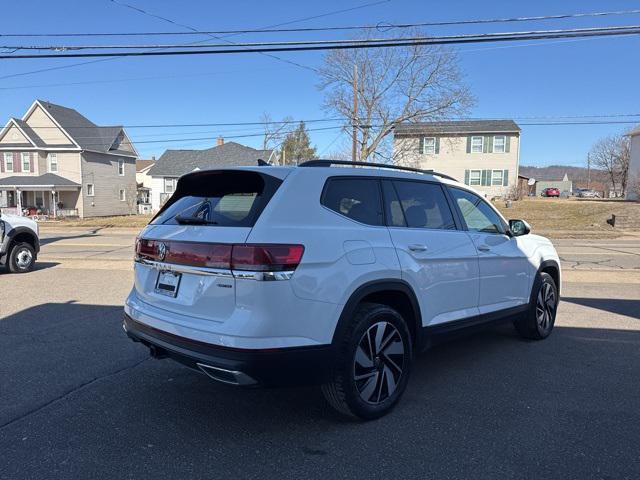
left=408, top=244, right=427, bottom=252
left=477, top=245, right=491, bottom=252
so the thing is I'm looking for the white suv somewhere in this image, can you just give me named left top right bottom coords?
left=124, top=160, right=561, bottom=419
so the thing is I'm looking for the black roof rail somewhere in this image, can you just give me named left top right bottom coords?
left=298, top=159, right=458, bottom=182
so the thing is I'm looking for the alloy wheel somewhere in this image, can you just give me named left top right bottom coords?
left=536, top=282, right=556, bottom=332
left=16, top=248, right=33, bottom=270
left=353, top=321, right=406, bottom=405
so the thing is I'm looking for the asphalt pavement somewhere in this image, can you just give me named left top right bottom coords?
left=1, top=228, right=639, bottom=479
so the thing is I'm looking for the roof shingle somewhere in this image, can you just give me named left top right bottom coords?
left=148, top=142, right=274, bottom=177
left=394, top=120, right=521, bottom=136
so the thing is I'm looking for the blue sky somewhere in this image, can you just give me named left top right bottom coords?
left=1, top=0, right=639, bottom=167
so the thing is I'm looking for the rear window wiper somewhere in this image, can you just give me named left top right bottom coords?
left=174, top=215, right=218, bottom=225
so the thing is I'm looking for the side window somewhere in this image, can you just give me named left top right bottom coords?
left=391, top=180, right=456, bottom=230
left=382, top=180, right=406, bottom=227
left=322, top=178, right=383, bottom=226
left=449, top=187, right=505, bottom=234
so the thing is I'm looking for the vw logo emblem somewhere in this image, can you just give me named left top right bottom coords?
left=157, top=242, right=168, bottom=261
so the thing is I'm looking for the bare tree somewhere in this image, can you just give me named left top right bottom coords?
left=318, top=29, right=474, bottom=163
left=589, top=134, right=631, bottom=197
left=261, top=112, right=293, bottom=161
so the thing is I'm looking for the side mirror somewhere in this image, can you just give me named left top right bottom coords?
left=509, top=219, right=531, bottom=237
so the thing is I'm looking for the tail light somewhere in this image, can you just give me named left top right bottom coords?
left=231, top=244, right=305, bottom=271
left=136, top=240, right=304, bottom=272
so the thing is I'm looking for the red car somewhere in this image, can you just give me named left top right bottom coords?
left=541, top=187, right=561, bottom=197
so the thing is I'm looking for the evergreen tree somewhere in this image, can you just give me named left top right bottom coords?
left=281, top=121, right=317, bottom=165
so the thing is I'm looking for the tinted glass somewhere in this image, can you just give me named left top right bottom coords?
left=151, top=171, right=280, bottom=227
left=391, top=181, right=456, bottom=230
left=449, top=187, right=505, bottom=234
left=322, top=178, right=383, bottom=226
left=382, top=180, right=406, bottom=227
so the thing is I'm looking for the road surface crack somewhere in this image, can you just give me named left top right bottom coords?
left=0, top=357, right=148, bottom=431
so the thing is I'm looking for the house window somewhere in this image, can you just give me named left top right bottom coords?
left=164, top=177, right=177, bottom=193
left=493, top=135, right=506, bottom=153
left=22, top=153, right=31, bottom=172
left=4, top=153, right=13, bottom=172
left=471, top=136, right=483, bottom=153
left=119, top=189, right=126, bottom=201
left=491, top=169, right=504, bottom=186
left=118, top=159, right=125, bottom=176
left=469, top=170, right=481, bottom=186
left=423, top=137, right=436, bottom=154
left=86, top=183, right=95, bottom=196
left=48, top=153, right=58, bottom=173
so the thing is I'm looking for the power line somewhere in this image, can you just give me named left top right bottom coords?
left=0, top=1, right=387, bottom=81
left=2, top=8, right=639, bottom=37
left=107, top=0, right=319, bottom=73
left=13, top=113, right=640, bottom=130
left=2, top=25, right=639, bottom=60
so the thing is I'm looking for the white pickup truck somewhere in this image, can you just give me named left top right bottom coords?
left=0, top=211, right=40, bottom=273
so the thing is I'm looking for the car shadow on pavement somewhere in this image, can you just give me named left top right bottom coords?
left=39, top=228, right=104, bottom=246
left=0, top=261, right=59, bottom=274
left=2, top=302, right=640, bottom=479
left=562, top=296, right=640, bottom=320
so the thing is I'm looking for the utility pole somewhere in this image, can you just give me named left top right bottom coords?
left=351, top=63, right=358, bottom=164
left=587, top=152, right=591, bottom=189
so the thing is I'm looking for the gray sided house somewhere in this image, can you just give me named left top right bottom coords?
left=147, top=140, right=275, bottom=211
left=0, top=100, right=138, bottom=218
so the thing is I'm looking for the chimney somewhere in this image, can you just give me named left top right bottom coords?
left=217, top=136, right=224, bottom=146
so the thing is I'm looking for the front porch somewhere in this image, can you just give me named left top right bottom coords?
left=0, top=174, right=82, bottom=218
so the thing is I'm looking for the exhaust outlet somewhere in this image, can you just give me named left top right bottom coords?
left=197, top=363, right=257, bottom=386
left=148, top=344, right=169, bottom=359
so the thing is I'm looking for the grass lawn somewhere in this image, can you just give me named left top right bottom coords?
left=42, top=214, right=153, bottom=228
left=39, top=198, right=639, bottom=237
left=493, top=197, right=640, bottom=236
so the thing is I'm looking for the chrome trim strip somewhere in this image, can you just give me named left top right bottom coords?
left=135, top=258, right=294, bottom=281
left=136, top=258, right=233, bottom=278
left=232, top=270, right=295, bottom=281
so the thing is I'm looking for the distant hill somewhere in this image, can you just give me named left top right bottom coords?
left=519, top=165, right=608, bottom=184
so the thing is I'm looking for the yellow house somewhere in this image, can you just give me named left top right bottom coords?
left=393, top=120, right=521, bottom=198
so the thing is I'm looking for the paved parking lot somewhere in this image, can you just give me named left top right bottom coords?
left=1, top=228, right=639, bottom=479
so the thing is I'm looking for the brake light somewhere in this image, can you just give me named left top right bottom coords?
left=135, top=240, right=304, bottom=272
left=231, top=244, right=305, bottom=271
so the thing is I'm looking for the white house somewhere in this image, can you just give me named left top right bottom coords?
left=628, top=126, right=640, bottom=200
left=146, top=139, right=275, bottom=212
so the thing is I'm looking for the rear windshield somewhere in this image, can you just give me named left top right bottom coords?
left=151, top=170, right=282, bottom=227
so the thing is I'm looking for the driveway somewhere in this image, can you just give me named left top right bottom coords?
left=1, top=231, right=639, bottom=479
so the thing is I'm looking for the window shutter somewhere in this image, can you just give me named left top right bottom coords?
left=30, top=153, right=34, bottom=172
left=466, top=136, right=471, bottom=153
left=464, top=169, right=470, bottom=185
left=505, top=136, right=511, bottom=153
left=435, top=137, right=440, bottom=154
left=482, top=136, right=490, bottom=153
left=481, top=169, right=488, bottom=186
left=0, top=155, right=4, bottom=173
left=487, top=136, right=494, bottom=153
left=418, top=137, right=424, bottom=154
left=503, top=169, right=509, bottom=186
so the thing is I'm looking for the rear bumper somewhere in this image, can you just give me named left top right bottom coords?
left=123, top=314, right=335, bottom=387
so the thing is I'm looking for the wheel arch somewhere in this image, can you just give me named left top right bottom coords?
left=2, top=226, right=40, bottom=258
left=331, top=279, right=424, bottom=350
left=538, top=259, right=560, bottom=296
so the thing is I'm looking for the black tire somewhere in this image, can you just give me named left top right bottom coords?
left=322, top=302, right=412, bottom=420
left=514, top=272, right=558, bottom=340
left=8, top=242, right=36, bottom=273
